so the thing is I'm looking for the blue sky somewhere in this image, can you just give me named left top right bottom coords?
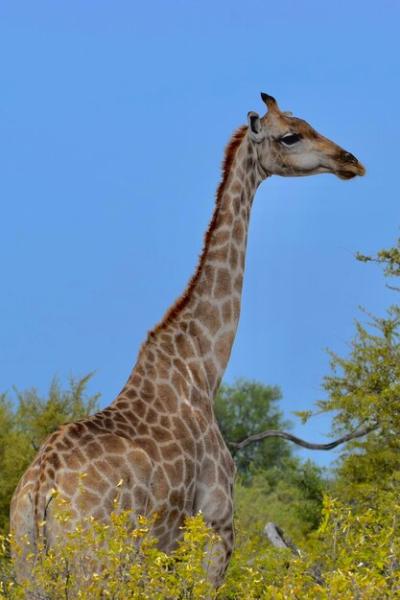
left=1, top=1, right=399, bottom=467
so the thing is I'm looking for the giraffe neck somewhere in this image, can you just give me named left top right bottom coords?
left=116, top=127, right=264, bottom=407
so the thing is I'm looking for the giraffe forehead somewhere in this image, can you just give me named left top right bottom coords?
left=266, top=114, right=319, bottom=139
left=290, top=117, right=319, bottom=138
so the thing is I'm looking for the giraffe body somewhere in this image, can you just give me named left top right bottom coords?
left=11, top=93, right=365, bottom=586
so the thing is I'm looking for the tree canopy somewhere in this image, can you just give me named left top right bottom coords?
left=317, top=238, right=400, bottom=508
left=214, top=380, right=291, bottom=477
left=0, top=374, right=99, bottom=531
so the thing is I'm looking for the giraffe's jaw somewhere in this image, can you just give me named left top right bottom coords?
left=333, top=150, right=366, bottom=180
left=335, top=162, right=366, bottom=180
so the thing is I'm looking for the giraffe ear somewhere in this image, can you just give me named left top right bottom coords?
left=247, top=111, right=265, bottom=143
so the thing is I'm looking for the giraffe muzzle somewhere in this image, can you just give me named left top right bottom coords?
left=335, top=150, right=366, bottom=179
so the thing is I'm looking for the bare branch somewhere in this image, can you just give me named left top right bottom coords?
left=229, top=423, right=378, bottom=451
left=263, top=523, right=301, bottom=556
left=263, top=522, right=324, bottom=584
left=386, top=284, right=400, bottom=292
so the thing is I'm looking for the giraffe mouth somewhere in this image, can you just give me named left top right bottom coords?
left=334, top=153, right=366, bottom=180
left=336, top=170, right=358, bottom=180
left=336, top=163, right=366, bottom=180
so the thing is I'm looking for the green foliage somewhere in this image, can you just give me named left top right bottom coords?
left=227, top=490, right=400, bottom=599
left=216, top=380, right=325, bottom=539
left=0, top=375, right=99, bottom=533
left=356, top=236, right=400, bottom=279
left=234, top=459, right=324, bottom=545
left=1, top=502, right=219, bottom=599
left=13, top=374, right=99, bottom=449
left=1, top=492, right=398, bottom=599
left=315, top=237, right=400, bottom=509
left=215, top=380, right=291, bottom=477
left=321, top=313, right=400, bottom=506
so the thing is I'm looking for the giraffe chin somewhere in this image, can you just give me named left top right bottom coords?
left=337, top=170, right=358, bottom=180
left=336, top=164, right=366, bottom=180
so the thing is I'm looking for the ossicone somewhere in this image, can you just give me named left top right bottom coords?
left=260, top=92, right=279, bottom=112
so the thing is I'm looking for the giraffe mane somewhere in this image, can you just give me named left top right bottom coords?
left=143, top=125, right=248, bottom=342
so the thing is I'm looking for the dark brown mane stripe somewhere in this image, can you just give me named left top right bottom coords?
left=143, top=125, right=248, bottom=341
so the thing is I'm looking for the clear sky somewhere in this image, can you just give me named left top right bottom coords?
left=1, top=1, right=399, bottom=467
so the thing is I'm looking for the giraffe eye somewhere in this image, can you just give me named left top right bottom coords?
left=280, top=133, right=302, bottom=146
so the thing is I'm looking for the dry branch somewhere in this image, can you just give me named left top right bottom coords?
left=229, top=423, right=378, bottom=451
left=263, top=522, right=324, bottom=585
left=263, top=522, right=301, bottom=556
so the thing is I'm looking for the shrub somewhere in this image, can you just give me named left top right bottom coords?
left=0, top=492, right=398, bottom=599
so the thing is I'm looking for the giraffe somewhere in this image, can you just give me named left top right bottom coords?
left=10, top=92, right=365, bottom=586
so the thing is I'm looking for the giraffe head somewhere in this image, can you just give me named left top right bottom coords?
left=247, top=92, right=365, bottom=180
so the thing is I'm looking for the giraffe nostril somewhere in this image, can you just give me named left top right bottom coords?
left=343, top=151, right=358, bottom=165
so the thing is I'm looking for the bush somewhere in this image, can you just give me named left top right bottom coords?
left=2, top=502, right=218, bottom=599
left=1, top=491, right=398, bottom=599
